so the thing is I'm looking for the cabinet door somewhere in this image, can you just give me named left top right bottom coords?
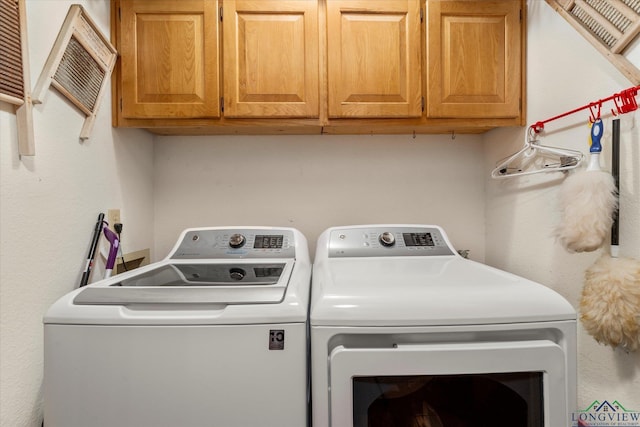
left=120, top=0, right=219, bottom=119
left=223, top=0, right=319, bottom=118
left=327, top=0, right=422, bottom=118
left=426, top=0, right=522, bottom=119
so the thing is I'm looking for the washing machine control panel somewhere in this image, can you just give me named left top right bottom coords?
left=171, top=228, right=296, bottom=259
left=328, top=226, right=455, bottom=257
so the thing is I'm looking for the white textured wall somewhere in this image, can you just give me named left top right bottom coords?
left=153, top=134, right=486, bottom=260
left=0, top=2, right=154, bottom=426
left=3, top=0, right=640, bottom=426
left=484, top=0, right=640, bottom=411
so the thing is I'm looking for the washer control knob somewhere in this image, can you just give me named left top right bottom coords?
left=379, top=232, right=396, bottom=247
left=229, top=268, right=246, bottom=281
left=229, top=233, right=246, bottom=248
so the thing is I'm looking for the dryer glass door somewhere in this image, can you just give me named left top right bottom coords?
left=352, top=372, right=542, bottom=426
left=329, top=340, right=568, bottom=427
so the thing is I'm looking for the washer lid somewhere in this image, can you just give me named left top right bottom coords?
left=74, top=261, right=294, bottom=305
left=310, top=257, right=576, bottom=327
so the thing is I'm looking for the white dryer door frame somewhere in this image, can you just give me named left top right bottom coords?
left=329, top=340, right=568, bottom=427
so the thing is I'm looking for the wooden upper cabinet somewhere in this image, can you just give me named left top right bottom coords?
left=223, top=0, right=319, bottom=118
left=426, top=0, right=522, bottom=119
left=119, top=0, right=220, bottom=119
left=112, top=0, right=526, bottom=132
left=327, top=0, right=422, bottom=118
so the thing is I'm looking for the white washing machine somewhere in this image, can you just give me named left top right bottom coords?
left=310, top=225, right=577, bottom=427
left=44, top=226, right=311, bottom=427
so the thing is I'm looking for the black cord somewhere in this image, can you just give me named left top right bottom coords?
left=114, top=223, right=128, bottom=272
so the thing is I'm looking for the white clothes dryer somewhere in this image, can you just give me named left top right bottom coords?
left=44, top=226, right=311, bottom=427
left=310, top=225, right=577, bottom=427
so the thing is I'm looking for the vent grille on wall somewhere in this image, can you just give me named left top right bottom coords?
left=0, top=0, right=35, bottom=156
left=0, top=0, right=25, bottom=100
left=33, top=5, right=117, bottom=140
left=53, top=35, right=105, bottom=112
left=569, top=0, right=640, bottom=52
left=546, top=0, right=640, bottom=84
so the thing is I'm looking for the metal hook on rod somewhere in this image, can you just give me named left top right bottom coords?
left=588, top=101, right=602, bottom=123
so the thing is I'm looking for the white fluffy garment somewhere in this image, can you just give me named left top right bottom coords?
left=555, top=170, right=617, bottom=252
left=580, top=254, right=640, bottom=351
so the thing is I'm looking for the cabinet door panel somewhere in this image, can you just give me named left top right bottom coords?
left=223, top=0, right=319, bottom=118
left=327, top=0, right=422, bottom=118
left=120, top=0, right=219, bottom=119
left=427, top=0, right=521, bottom=119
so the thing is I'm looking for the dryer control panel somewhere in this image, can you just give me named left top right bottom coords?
left=328, top=226, right=455, bottom=258
left=170, top=228, right=296, bottom=259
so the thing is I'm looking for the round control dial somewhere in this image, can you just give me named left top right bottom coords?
left=229, top=268, right=246, bottom=281
left=228, top=233, right=246, bottom=249
left=379, top=232, right=396, bottom=247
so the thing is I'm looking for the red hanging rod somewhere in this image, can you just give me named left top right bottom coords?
left=531, top=85, right=640, bottom=133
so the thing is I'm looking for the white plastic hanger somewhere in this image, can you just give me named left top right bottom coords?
left=491, top=126, right=584, bottom=179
